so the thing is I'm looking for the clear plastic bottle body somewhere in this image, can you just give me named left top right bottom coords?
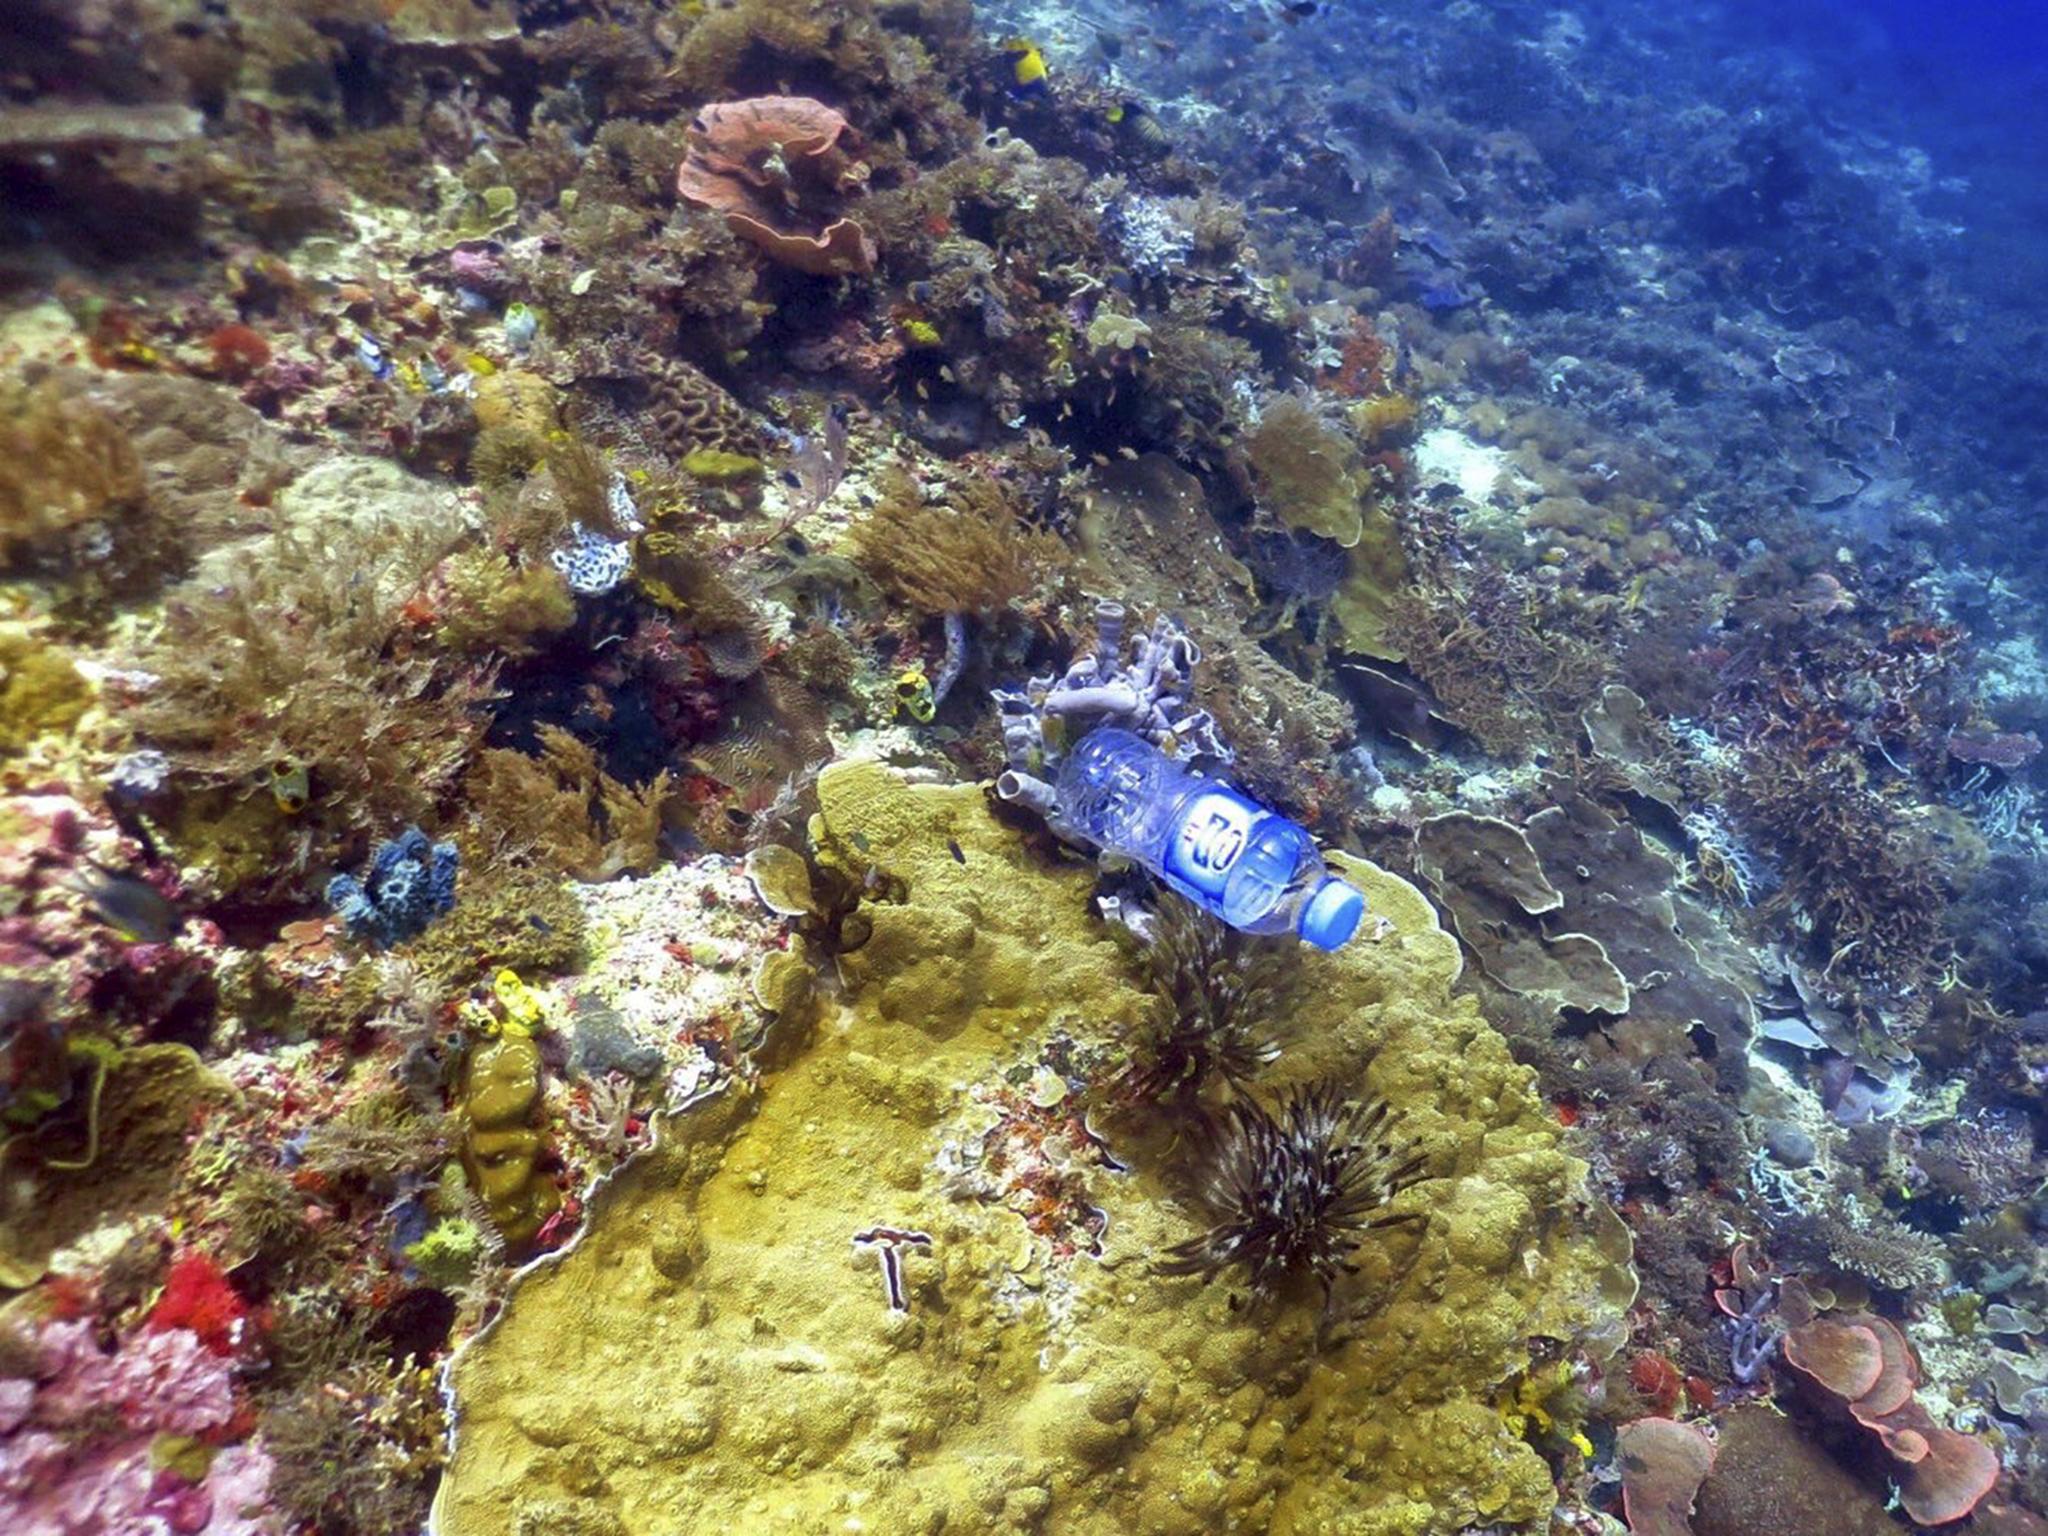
left=1051, top=729, right=1366, bottom=949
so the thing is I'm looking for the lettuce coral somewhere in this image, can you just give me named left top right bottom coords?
left=435, top=763, right=1619, bottom=1535
left=674, top=96, right=877, bottom=276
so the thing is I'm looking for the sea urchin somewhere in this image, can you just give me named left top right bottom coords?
left=1159, top=1083, right=1429, bottom=1303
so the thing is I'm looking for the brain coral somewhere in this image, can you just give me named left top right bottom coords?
left=434, top=762, right=1617, bottom=1535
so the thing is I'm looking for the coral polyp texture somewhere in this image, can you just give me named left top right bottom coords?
left=435, top=764, right=1614, bottom=1535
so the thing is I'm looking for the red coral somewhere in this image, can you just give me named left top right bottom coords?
left=1629, top=1351, right=1684, bottom=1415
left=203, top=323, right=271, bottom=381
left=675, top=97, right=877, bottom=276
left=788, top=317, right=906, bottom=391
left=147, top=1253, right=249, bottom=1356
left=1780, top=1311, right=2000, bottom=1525
left=1326, top=313, right=1390, bottom=399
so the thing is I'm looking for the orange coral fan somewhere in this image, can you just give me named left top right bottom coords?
left=1326, top=313, right=1390, bottom=399
left=675, top=96, right=877, bottom=276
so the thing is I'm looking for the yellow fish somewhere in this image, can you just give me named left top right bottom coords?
left=895, top=666, right=936, bottom=724
left=1003, top=38, right=1049, bottom=97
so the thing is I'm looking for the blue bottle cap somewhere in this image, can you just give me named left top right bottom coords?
left=1299, top=878, right=1366, bottom=951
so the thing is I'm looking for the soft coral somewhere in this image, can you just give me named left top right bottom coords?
left=147, top=1252, right=249, bottom=1356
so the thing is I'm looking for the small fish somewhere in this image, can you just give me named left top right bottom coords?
left=1112, top=100, right=1170, bottom=152
left=60, top=863, right=184, bottom=944
left=1418, top=279, right=1471, bottom=312
left=1279, top=0, right=1323, bottom=22
left=355, top=332, right=395, bottom=381
left=527, top=914, right=555, bottom=934
left=503, top=301, right=539, bottom=352
left=1003, top=37, right=1049, bottom=98
left=947, top=838, right=967, bottom=864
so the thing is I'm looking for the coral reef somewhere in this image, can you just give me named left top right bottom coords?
left=4, top=0, right=2046, bottom=1527
left=1779, top=1301, right=2000, bottom=1525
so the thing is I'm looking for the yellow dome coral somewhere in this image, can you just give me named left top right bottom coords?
left=434, top=762, right=1620, bottom=1536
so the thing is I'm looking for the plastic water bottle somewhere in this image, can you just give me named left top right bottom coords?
left=1051, top=728, right=1367, bottom=950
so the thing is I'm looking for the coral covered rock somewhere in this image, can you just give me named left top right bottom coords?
left=436, top=763, right=1616, bottom=1535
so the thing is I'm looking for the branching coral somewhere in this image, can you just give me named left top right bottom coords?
left=262, top=1355, right=446, bottom=1536
left=1776, top=1189, right=1947, bottom=1293
left=131, top=513, right=500, bottom=857
left=1732, top=749, right=1946, bottom=1001
left=1382, top=557, right=1610, bottom=755
left=0, top=373, right=164, bottom=612
left=464, top=726, right=672, bottom=882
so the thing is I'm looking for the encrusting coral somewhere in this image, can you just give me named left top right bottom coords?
left=435, top=761, right=1619, bottom=1536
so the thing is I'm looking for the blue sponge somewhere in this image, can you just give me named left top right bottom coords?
left=326, top=826, right=459, bottom=948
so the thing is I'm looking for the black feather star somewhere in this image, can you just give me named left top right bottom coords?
left=1158, top=1083, right=1429, bottom=1304
left=1118, top=896, right=1286, bottom=1104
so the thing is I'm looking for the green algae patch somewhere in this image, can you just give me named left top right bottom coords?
left=435, top=763, right=1617, bottom=1535
left=0, top=624, right=92, bottom=755
left=679, top=448, right=765, bottom=484
left=0, top=1044, right=234, bottom=1289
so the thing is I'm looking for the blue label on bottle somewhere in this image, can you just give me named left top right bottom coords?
left=1167, top=791, right=1257, bottom=898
